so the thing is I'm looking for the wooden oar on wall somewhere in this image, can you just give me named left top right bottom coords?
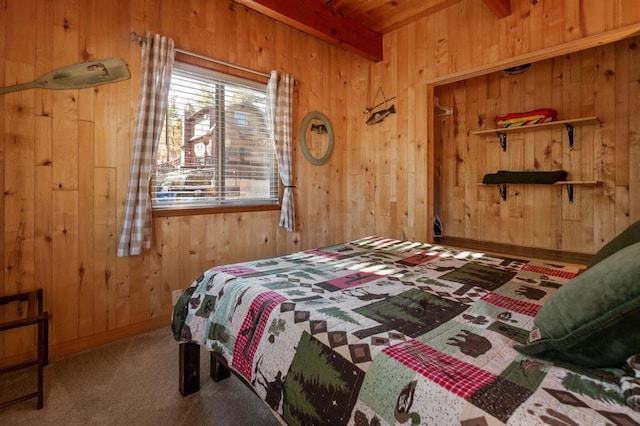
left=0, top=57, right=130, bottom=94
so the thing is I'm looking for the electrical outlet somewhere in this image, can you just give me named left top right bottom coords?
left=172, top=289, right=182, bottom=306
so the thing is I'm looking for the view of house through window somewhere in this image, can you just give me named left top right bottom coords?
left=152, top=62, right=279, bottom=209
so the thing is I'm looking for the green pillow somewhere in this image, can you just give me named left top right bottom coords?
left=515, top=241, right=640, bottom=368
left=587, top=219, right=640, bottom=268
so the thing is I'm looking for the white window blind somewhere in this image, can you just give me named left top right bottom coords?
left=152, top=62, right=278, bottom=209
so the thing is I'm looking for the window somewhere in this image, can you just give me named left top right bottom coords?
left=233, top=111, right=249, bottom=127
left=152, top=62, right=278, bottom=210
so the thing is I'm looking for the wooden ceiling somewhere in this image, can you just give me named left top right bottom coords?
left=325, top=0, right=509, bottom=34
left=233, top=0, right=511, bottom=62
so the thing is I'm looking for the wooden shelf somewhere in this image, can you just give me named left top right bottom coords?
left=472, top=116, right=601, bottom=151
left=474, top=116, right=603, bottom=204
left=477, top=180, right=601, bottom=185
left=471, top=117, right=600, bottom=136
left=550, top=180, right=601, bottom=185
left=479, top=180, right=602, bottom=203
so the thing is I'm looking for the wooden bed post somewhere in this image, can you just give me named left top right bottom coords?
left=179, top=342, right=200, bottom=396
left=210, top=352, right=231, bottom=382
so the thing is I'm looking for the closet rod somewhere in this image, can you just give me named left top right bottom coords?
left=129, top=32, right=271, bottom=79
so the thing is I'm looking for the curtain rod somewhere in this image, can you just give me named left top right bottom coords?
left=129, top=32, right=271, bottom=79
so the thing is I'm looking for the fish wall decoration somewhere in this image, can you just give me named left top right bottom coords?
left=364, top=86, right=396, bottom=125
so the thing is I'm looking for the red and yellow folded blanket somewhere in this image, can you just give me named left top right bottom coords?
left=495, top=108, right=557, bottom=128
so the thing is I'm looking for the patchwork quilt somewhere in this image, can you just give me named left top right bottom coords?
left=172, top=236, right=640, bottom=425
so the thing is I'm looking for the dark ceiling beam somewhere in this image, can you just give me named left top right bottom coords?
left=233, top=0, right=384, bottom=62
left=481, top=0, right=511, bottom=18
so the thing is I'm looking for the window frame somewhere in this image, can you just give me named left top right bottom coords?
left=151, top=57, right=281, bottom=218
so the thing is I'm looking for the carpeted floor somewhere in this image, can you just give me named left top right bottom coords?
left=0, top=327, right=282, bottom=425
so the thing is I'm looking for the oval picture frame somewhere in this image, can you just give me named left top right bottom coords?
left=299, top=111, right=334, bottom=166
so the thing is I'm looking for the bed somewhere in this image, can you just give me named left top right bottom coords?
left=172, top=235, right=640, bottom=425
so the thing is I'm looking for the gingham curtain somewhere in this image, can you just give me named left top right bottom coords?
left=117, top=33, right=175, bottom=256
left=266, top=71, right=295, bottom=232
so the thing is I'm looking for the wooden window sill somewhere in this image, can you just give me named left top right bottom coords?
left=152, top=203, right=281, bottom=218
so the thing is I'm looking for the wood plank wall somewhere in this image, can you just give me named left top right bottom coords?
left=1, top=0, right=639, bottom=363
left=434, top=38, right=640, bottom=253
left=349, top=0, right=640, bottom=246
left=0, top=0, right=362, bottom=365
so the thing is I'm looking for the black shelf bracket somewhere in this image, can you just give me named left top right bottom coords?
left=498, top=132, right=507, bottom=152
left=566, top=183, right=574, bottom=204
left=497, top=184, right=507, bottom=201
left=565, top=123, right=574, bottom=149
